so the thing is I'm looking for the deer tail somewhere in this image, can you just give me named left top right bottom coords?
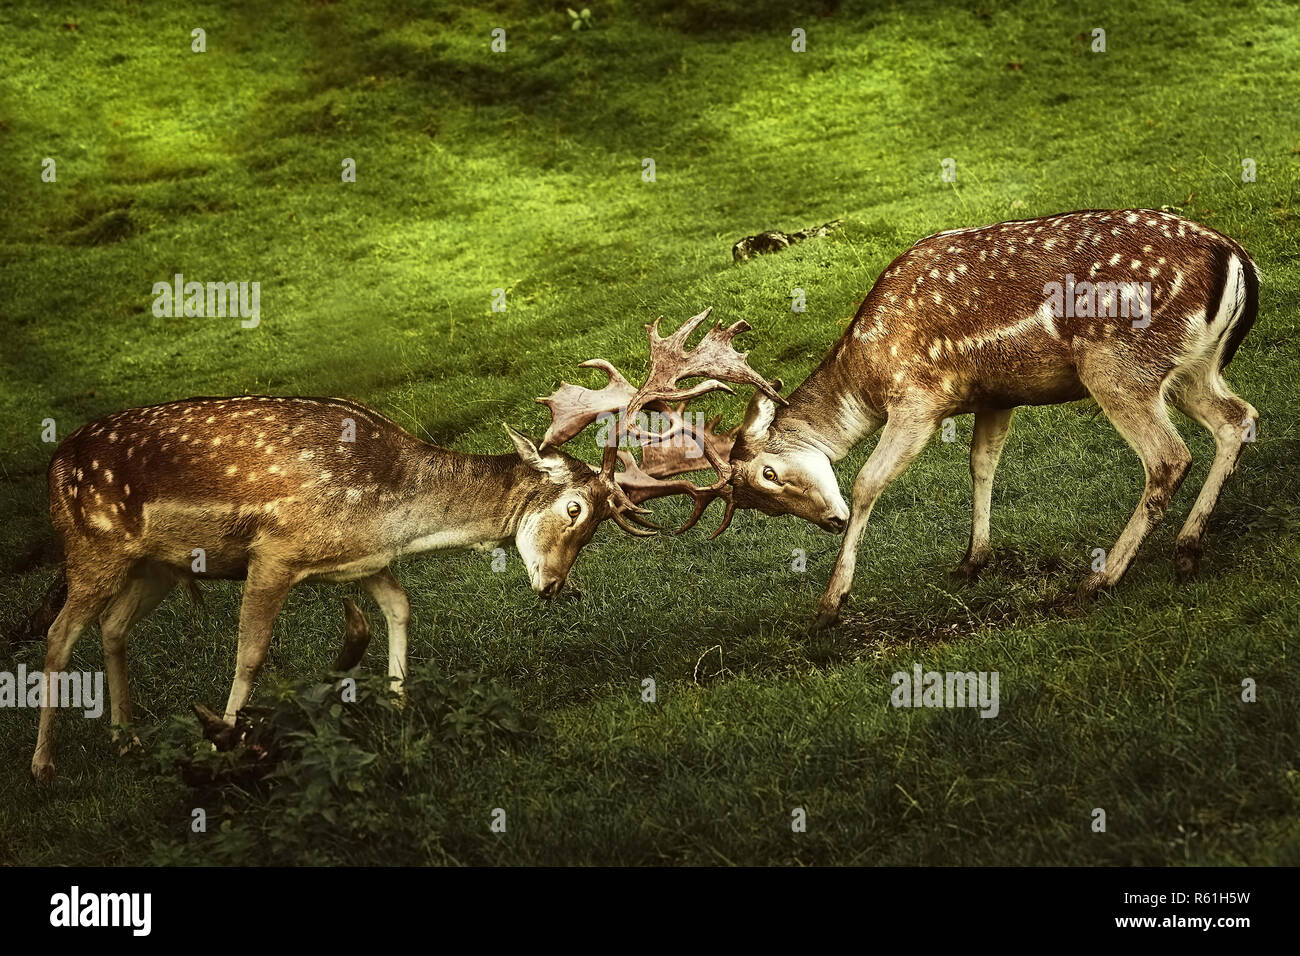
left=1218, top=250, right=1260, bottom=372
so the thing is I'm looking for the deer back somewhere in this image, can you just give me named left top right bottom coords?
left=844, top=209, right=1253, bottom=413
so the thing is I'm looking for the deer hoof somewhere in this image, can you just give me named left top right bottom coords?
left=1075, top=572, right=1107, bottom=605
left=811, top=595, right=844, bottom=631
left=811, top=610, right=840, bottom=632
left=1175, top=541, right=1202, bottom=580
left=951, top=557, right=988, bottom=582
left=31, top=759, right=56, bottom=785
left=117, top=733, right=143, bottom=757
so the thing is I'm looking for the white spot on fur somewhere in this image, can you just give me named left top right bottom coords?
left=1169, top=270, right=1184, bottom=299
left=1037, top=302, right=1058, bottom=339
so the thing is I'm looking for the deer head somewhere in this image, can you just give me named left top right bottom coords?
left=502, top=423, right=618, bottom=597
left=722, top=388, right=850, bottom=534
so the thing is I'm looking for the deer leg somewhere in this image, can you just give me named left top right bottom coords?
left=1078, top=390, right=1191, bottom=601
left=1171, top=376, right=1258, bottom=577
left=31, top=568, right=123, bottom=783
left=954, top=408, right=1015, bottom=579
left=222, top=563, right=294, bottom=723
left=98, top=563, right=177, bottom=751
left=335, top=598, right=373, bottom=671
left=813, top=415, right=938, bottom=630
left=359, top=568, right=410, bottom=694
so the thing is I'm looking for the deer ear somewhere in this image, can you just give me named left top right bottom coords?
left=504, top=424, right=571, bottom=484
left=740, top=379, right=782, bottom=442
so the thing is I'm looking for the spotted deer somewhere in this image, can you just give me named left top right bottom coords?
left=697, top=209, right=1260, bottom=628
left=31, top=312, right=777, bottom=782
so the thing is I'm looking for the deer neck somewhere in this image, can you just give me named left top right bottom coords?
left=772, top=342, right=878, bottom=463
left=396, top=451, right=543, bottom=549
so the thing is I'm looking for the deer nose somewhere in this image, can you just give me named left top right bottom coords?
left=825, top=515, right=847, bottom=534
left=538, top=577, right=564, bottom=599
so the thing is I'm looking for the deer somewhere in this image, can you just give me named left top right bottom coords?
left=30, top=309, right=780, bottom=781
left=682, top=209, right=1261, bottom=629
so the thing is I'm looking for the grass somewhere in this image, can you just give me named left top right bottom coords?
left=1, top=0, right=1297, bottom=865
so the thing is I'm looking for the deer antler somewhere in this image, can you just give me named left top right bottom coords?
left=633, top=411, right=741, bottom=537
left=535, top=308, right=780, bottom=536
left=612, top=451, right=708, bottom=505
left=603, top=445, right=662, bottom=537
left=641, top=407, right=738, bottom=478
left=623, top=309, right=784, bottom=474
left=535, top=360, right=640, bottom=449
left=613, top=451, right=737, bottom=540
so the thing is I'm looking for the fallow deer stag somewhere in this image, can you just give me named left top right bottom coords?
left=701, top=209, right=1260, bottom=628
left=31, top=310, right=777, bottom=781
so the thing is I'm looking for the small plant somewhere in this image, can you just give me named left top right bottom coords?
left=568, top=7, right=593, bottom=30
left=139, top=665, right=549, bottom=864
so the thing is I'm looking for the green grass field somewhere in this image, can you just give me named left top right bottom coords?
left=1, top=0, right=1297, bottom=865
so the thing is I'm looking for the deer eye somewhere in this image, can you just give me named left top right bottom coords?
left=566, top=501, right=582, bottom=519
left=762, top=466, right=777, bottom=482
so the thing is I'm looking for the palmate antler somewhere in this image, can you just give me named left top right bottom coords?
left=628, top=408, right=746, bottom=538
left=536, top=307, right=781, bottom=537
